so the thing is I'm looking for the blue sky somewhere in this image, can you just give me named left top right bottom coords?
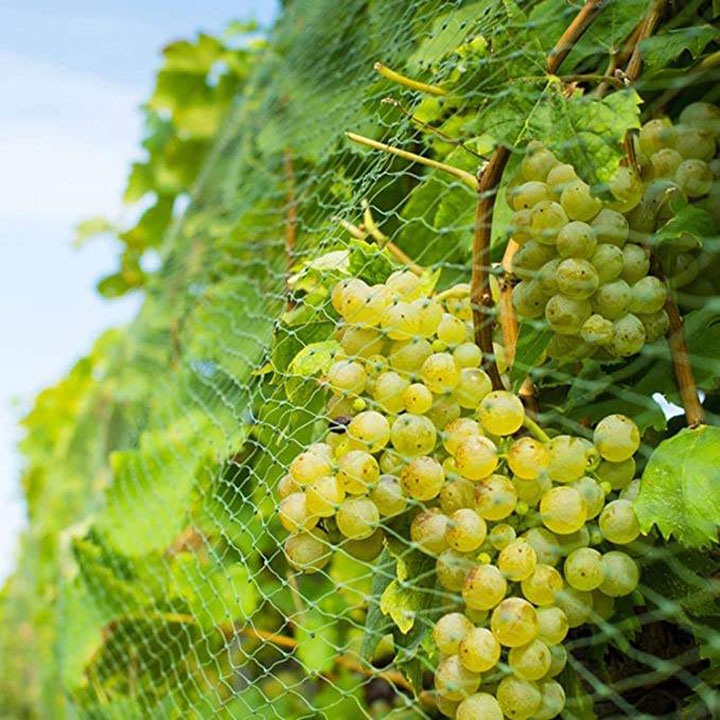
left=0, top=0, right=278, bottom=581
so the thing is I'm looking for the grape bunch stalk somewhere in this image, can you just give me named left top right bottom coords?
left=509, top=101, right=720, bottom=361
left=278, top=270, right=647, bottom=719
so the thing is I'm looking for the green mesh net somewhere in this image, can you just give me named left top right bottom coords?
left=2, top=0, right=720, bottom=718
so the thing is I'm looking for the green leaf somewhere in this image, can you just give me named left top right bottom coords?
left=360, top=549, right=396, bottom=660
left=640, top=25, right=720, bottom=71
left=162, top=34, right=224, bottom=73
left=295, top=608, right=340, bottom=674
left=558, top=663, right=597, bottom=719
left=285, top=340, right=338, bottom=404
left=653, top=204, right=716, bottom=249
left=635, top=426, right=720, bottom=548
left=510, top=323, right=553, bottom=390
left=73, top=216, right=114, bottom=248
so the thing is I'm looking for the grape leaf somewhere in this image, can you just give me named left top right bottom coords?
left=510, top=322, right=553, bottom=390
left=639, top=25, right=720, bottom=71
left=360, top=549, right=397, bottom=660
left=653, top=204, right=716, bottom=249
left=635, top=425, right=720, bottom=548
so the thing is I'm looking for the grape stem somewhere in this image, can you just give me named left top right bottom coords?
left=500, top=239, right=519, bottom=365
left=361, top=199, right=388, bottom=245
left=374, top=61, right=448, bottom=96
left=345, top=131, right=479, bottom=189
left=471, top=145, right=510, bottom=391
left=625, top=0, right=667, bottom=82
left=522, top=415, right=550, bottom=443
left=284, top=149, right=297, bottom=307
left=560, top=73, right=626, bottom=89
left=547, top=0, right=606, bottom=75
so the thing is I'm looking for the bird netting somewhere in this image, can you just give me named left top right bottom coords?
left=1, top=0, right=720, bottom=718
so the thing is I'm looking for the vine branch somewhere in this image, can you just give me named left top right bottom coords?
left=547, top=0, right=605, bottom=75
left=625, top=0, right=667, bottom=82
left=472, top=146, right=510, bottom=391
left=374, top=61, right=447, bottom=96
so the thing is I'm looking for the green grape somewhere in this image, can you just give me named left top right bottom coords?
left=508, top=436, right=550, bottom=480
left=455, top=435, right=499, bottom=480
left=284, top=529, right=331, bottom=573
left=369, top=475, right=406, bottom=517
left=373, top=371, right=410, bottom=413
left=433, top=612, right=474, bottom=655
left=524, top=527, right=562, bottom=566
left=512, top=278, right=550, bottom=318
left=458, top=627, right=501, bottom=673
left=509, top=208, right=533, bottom=244
left=680, top=101, right=720, bottom=135
left=637, top=309, right=670, bottom=343
left=610, top=313, right=646, bottom=357
left=279, top=492, right=317, bottom=533
left=434, top=655, right=482, bottom=702
left=414, top=298, right=443, bottom=337
left=595, top=457, right=635, bottom=490
left=306, top=476, right=345, bottom=517
left=599, top=499, right=640, bottom=544
left=530, top=200, right=569, bottom=244
left=546, top=162, right=577, bottom=194
left=599, top=551, right=639, bottom=597
left=592, top=590, right=616, bottom=621
left=591, top=209, right=629, bottom=247
left=491, top=597, right=539, bottom=647
left=381, top=300, right=422, bottom=341
left=535, top=680, right=566, bottom=720
left=540, top=486, right=587, bottom=534
left=521, top=564, right=564, bottom=606
left=422, top=352, right=462, bottom=394
left=629, top=276, right=667, bottom=314
left=555, top=527, right=591, bottom=558
left=496, top=676, right=542, bottom=720
left=556, top=258, right=599, bottom=300
left=560, top=179, right=602, bottom=221
left=388, top=338, right=432, bottom=373
left=570, top=476, right=605, bottom=518
left=391, top=413, right=437, bottom=456
left=675, top=158, right=713, bottom=197
left=411, top=509, right=450, bottom=555
left=379, top=448, right=404, bottom=475
left=591, top=243, right=624, bottom=283
left=545, top=643, right=568, bottom=677
left=513, top=181, right=552, bottom=210
left=675, top=125, right=715, bottom=161
left=581, top=314, right=614, bottom=345
left=438, top=313, right=468, bottom=345
left=509, top=639, right=552, bottom=681
left=444, top=285, right=474, bottom=321
left=555, top=587, right=593, bottom=627
left=278, top=473, right=301, bottom=499
left=545, top=294, right=592, bottom=334
left=521, top=147, right=559, bottom=181
left=454, top=368, right=493, bottom=409
left=593, top=414, right=640, bottom=462
left=443, top=417, right=482, bottom=455
left=340, top=325, right=384, bottom=358
left=512, top=474, right=552, bottom=507
left=456, top=693, right=503, bottom=720
left=446, top=509, right=487, bottom=552
left=650, top=148, right=683, bottom=178
left=643, top=179, right=687, bottom=224
left=536, top=606, right=569, bottom=645
left=626, top=200, right=656, bottom=238
left=489, top=523, right=517, bottom=550
left=437, top=549, right=475, bottom=591
left=512, top=240, right=555, bottom=279
left=401, top=455, right=445, bottom=501
left=475, top=474, right=518, bottom=521
left=454, top=342, right=482, bottom=368
left=290, top=448, right=333, bottom=484
left=547, top=435, right=598, bottom=482
left=334, top=278, right=371, bottom=322
left=479, top=390, right=525, bottom=435
left=435, top=696, right=460, bottom=719
left=336, top=497, right=379, bottom=539
left=537, top=258, right=561, bottom=295
left=331, top=278, right=353, bottom=315
left=387, top=270, right=422, bottom=301
left=608, top=166, right=643, bottom=212
left=621, top=244, right=650, bottom=284
left=348, top=410, right=390, bottom=452
left=344, top=527, right=385, bottom=561
left=593, top=279, right=632, bottom=320
left=639, top=117, right=677, bottom=155
left=498, top=539, right=537, bottom=581
left=338, top=450, right=379, bottom=494
left=564, top=547, right=605, bottom=591
left=427, top=394, right=462, bottom=430
left=463, top=564, right=508, bottom=610
left=402, top=382, right=433, bottom=414
left=327, top=359, right=367, bottom=396
left=556, top=221, right=597, bottom=259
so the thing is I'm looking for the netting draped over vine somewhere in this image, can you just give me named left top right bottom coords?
left=1, top=1, right=719, bottom=718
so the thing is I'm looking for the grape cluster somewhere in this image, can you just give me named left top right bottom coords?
left=509, top=101, right=720, bottom=359
left=278, top=272, right=646, bottom=719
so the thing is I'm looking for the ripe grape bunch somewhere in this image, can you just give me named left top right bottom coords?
left=510, top=100, right=720, bottom=360
left=277, top=270, right=646, bottom=719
